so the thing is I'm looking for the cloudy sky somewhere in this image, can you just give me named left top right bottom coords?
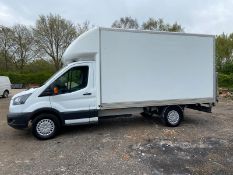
left=0, top=0, right=232, bottom=35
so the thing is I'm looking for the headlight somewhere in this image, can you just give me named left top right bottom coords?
left=13, top=93, right=32, bottom=105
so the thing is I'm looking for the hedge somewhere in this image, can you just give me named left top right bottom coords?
left=218, top=73, right=233, bottom=88
left=0, top=72, right=53, bottom=85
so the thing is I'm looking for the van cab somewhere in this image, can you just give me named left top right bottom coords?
left=7, top=61, right=96, bottom=140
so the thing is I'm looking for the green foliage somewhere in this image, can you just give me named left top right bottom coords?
left=112, top=17, right=139, bottom=29
left=142, top=18, right=183, bottom=32
left=218, top=73, right=233, bottom=88
left=220, top=63, right=233, bottom=74
left=0, top=71, right=53, bottom=85
left=216, top=33, right=233, bottom=72
left=215, top=34, right=233, bottom=89
left=0, top=58, right=55, bottom=85
left=111, top=16, right=183, bottom=32
left=22, top=59, right=55, bottom=73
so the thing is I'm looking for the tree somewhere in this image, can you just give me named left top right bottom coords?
left=76, top=21, right=92, bottom=37
left=216, top=33, right=233, bottom=72
left=24, top=58, right=55, bottom=73
left=142, top=18, right=183, bottom=32
left=169, top=22, right=183, bottom=32
left=0, top=26, right=14, bottom=71
left=112, top=16, right=139, bottom=29
left=33, top=14, right=77, bottom=70
left=11, top=24, right=35, bottom=70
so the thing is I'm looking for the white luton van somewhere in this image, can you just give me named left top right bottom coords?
left=8, top=28, right=216, bottom=139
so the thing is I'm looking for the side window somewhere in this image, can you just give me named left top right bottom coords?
left=53, top=66, right=89, bottom=95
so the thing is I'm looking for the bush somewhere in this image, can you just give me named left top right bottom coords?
left=219, top=63, right=233, bottom=74
left=0, top=72, right=53, bottom=86
left=218, top=73, right=233, bottom=88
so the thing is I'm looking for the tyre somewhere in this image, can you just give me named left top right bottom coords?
left=3, top=90, right=9, bottom=98
left=160, top=106, right=183, bottom=127
left=32, top=114, right=61, bottom=140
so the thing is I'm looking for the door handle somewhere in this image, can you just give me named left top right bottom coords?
left=83, top=92, right=92, bottom=96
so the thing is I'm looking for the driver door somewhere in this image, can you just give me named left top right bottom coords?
left=49, top=63, right=97, bottom=124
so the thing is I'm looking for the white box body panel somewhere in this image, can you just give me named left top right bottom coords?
left=100, top=29, right=215, bottom=105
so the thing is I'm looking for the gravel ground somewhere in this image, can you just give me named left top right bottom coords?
left=0, top=89, right=233, bottom=175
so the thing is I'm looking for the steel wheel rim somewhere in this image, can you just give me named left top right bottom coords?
left=167, top=110, right=180, bottom=125
left=36, top=119, right=55, bottom=136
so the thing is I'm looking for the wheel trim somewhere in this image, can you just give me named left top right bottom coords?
left=167, top=110, right=180, bottom=125
left=36, top=119, right=55, bottom=137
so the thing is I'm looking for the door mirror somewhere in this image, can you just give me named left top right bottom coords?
left=53, top=87, right=59, bottom=95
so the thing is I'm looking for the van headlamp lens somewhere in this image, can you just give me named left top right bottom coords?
left=13, top=93, right=32, bottom=105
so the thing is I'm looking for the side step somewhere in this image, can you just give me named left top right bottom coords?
left=65, top=117, right=98, bottom=125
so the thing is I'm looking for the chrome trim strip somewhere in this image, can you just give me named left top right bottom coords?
left=90, top=117, right=98, bottom=123
left=65, top=118, right=89, bottom=125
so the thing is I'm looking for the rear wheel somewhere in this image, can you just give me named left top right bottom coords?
left=3, top=90, right=9, bottom=98
left=160, top=106, right=183, bottom=127
left=32, top=114, right=61, bottom=140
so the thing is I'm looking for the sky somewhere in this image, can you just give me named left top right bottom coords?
left=0, top=0, right=233, bottom=35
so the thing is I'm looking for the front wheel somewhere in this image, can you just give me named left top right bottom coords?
left=32, top=114, right=61, bottom=140
left=160, top=106, right=183, bottom=127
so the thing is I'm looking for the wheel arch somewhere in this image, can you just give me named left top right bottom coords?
left=4, top=89, right=9, bottom=93
left=30, top=108, right=64, bottom=126
left=158, top=105, right=184, bottom=114
left=2, top=89, right=9, bottom=96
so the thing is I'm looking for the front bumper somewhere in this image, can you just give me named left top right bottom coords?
left=7, top=112, right=31, bottom=129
